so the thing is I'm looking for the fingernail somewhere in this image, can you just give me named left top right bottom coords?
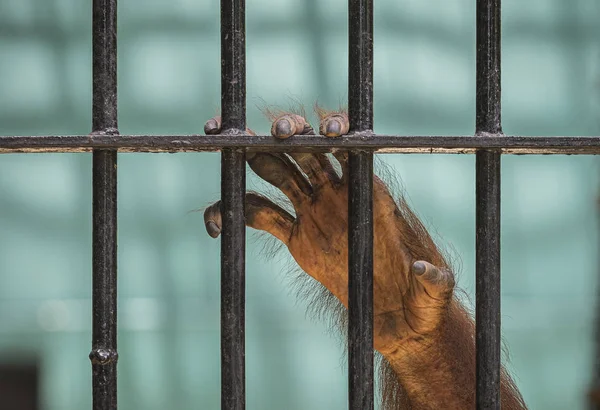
left=205, top=221, right=221, bottom=238
left=324, top=119, right=342, bottom=137
left=412, top=261, right=426, bottom=276
left=204, top=119, right=220, bottom=135
left=274, top=118, right=293, bottom=139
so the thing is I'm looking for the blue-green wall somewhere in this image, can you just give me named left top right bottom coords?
left=0, top=0, right=598, bottom=408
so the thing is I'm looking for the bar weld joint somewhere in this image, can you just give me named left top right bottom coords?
left=89, top=348, right=119, bottom=365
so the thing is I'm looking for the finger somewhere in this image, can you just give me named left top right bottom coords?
left=247, top=152, right=312, bottom=206
left=204, top=116, right=256, bottom=135
left=204, top=193, right=294, bottom=244
left=271, top=113, right=310, bottom=139
left=288, top=152, right=341, bottom=187
left=319, top=112, right=349, bottom=138
left=411, top=260, right=455, bottom=300
left=314, top=107, right=350, bottom=181
left=204, top=116, right=221, bottom=135
left=275, top=114, right=341, bottom=187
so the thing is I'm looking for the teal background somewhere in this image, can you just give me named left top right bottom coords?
left=0, top=0, right=599, bottom=409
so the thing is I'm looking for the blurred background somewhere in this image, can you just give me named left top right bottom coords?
left=0, top=0, right=598, bottom=409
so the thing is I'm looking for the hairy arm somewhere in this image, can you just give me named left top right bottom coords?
left=203, top=107, right=527, bottom=409
left=384, top=301, right=526, bottom=409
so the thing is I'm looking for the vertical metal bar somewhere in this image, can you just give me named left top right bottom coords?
left=348, top=0, right=374, bottom=409
left=590, top=189, right=600, bottom=410
left=89, top=0, right=118, bottom=409
left=220, top=0, right=246, bottom=409
left=475, top=151, right=501, bottom=409
left=475, top=0, right=502, bottom=408
left=475, top=0, right=502, bottom=135
left=347, top=152, right=374, bottom=410
left=348, top=0, right=374, bottom=132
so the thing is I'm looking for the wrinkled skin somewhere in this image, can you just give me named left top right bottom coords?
left=203, top=109, right=527, bottom=409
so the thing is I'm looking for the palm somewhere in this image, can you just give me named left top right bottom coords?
left=286, top=171, right=447, bottom=350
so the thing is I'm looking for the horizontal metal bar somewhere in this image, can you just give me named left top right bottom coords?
left=0, top=135, right=598, bottom=154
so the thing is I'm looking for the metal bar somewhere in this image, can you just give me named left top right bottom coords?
left=1, top=135, right=598, bottom=154
left=90, top=151, right=118, bottom=410
left=348, top=151, right=374, bottom=410
left=590, top=183, right=600, bottom=409
left=348, top=2, right=373, bottom=132
left=476, top=0, right=502, bottom=135
left=89, top=0, right=118, bottom=409
left=220, top=0, right=246, bottom=408
left=220, top=150, right=246, bottom=410
left=475, top=151, right=501, bottom=409
left=348, top=0, right=374, bottom=408
left=475, top=0, right=502, bottom=408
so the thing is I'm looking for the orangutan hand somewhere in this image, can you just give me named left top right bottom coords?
left=202, top=108, right=455, bottom=356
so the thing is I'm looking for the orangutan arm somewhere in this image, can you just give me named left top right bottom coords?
left=384, top=300, right=527, bottom=410
left=203, top=107, right=527, bottom=410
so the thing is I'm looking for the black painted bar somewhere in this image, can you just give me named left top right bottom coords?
left=475, top=0, right=502, bottom=408
left=593, top=186, right=600, bottom=409
left=220, top=0, right=246, bottom=409
left=348, top=151, right=374, bottom=410
left=348, top=0, right=374, bottom=408
left=220, top=149, right=246, bottom=410
left=0, top=135, right=599, bottom=154
left=476, top=0, right=502, bottom=135
left=90, top=151, right=118, bottom=410
left=348, top=0, right=374, bottom=132
left=475, top=150, right=501, bottom=409
left=89, top=0, right=118, bottom=409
